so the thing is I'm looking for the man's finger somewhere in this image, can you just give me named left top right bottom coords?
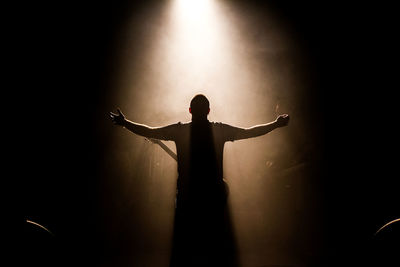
left=117, top=108, right=123, bottom=116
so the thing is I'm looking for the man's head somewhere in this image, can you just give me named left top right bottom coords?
left=189, top=94, right=210, bottom=119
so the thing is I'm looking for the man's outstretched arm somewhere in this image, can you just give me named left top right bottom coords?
left=230, top=114, right=290, bottom=141
left=109, top=108, right=176, bottom=140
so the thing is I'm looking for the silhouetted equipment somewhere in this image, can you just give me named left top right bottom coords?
left=26, top=219, right=54, bottom=236
left=145, top=138, right=178, bottom=161
left=372, top=218, right=400, bottom=266
left=20, top=219, right=57, bottom=267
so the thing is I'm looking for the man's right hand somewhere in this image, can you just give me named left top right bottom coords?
left=275, top=114, right=290, bottom=127
left=109, top=108, right=126, bottom=126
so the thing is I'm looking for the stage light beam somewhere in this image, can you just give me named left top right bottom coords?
left=174, top=0, right=213, bottom=24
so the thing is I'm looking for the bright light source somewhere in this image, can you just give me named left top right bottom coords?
left=174, top=0, right=213, bottom=24
left=157, top=0, right=240, bottom=117
left=169, top=0, right=223, bottom=67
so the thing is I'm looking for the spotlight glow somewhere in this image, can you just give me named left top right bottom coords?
left=115, top=0, right=289, bottom=123
left=148, top=0, right=248, bottom=120
left=174, top=0, right=213, bottom=24
left=167, top=0, right=230, bottom=92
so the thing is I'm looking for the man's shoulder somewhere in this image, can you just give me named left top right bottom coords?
left=166, top=121, right=188, bottom=126
left=170, top=121, right=191, bottom=131
left=177, top=121, right=190, bottom=126
left=210, top=121, right=233, bottom=127
left=210, top=121, right=236, bottom=133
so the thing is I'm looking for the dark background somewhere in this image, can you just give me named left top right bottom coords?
left=6, top=1, right=398, bottom=266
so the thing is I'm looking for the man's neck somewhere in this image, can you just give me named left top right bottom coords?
left=191, top=116, right=209, bottom=123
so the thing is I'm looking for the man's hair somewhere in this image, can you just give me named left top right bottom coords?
left=190, top=94, right=210, bottom=116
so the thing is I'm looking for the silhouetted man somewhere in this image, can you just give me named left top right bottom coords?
left=110, top=94, right=289, bottom=267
